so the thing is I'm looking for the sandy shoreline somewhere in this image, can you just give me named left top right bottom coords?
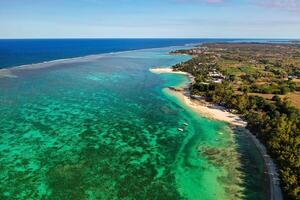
left=150, top=66, right=283, bottom=200
left=149, top=67, right=188, bottom=75
left=151, top=67, right=246, bottom=126
left=167, top=88, right=247, bottom=126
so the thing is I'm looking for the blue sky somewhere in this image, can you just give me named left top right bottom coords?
left=0, top=0, right=299, bottom=38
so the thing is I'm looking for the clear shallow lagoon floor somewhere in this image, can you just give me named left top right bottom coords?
left=0, top=47, right=266, bottom=200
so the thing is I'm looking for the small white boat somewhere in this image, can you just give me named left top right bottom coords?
left=178, top=128, right=184, bottom=132
left=183, top=123, right=189, bottom=126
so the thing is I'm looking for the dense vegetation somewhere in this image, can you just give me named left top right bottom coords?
left=172, top=43, right=300, bottom=200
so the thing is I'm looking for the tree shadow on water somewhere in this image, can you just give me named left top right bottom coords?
left=232, top=127, right=268, bottom=200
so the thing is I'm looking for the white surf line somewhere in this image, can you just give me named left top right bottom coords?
left=0, top=44, right=192, bottom=73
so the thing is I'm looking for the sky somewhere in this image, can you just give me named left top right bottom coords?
left=0, top=0, right=299, bottom=38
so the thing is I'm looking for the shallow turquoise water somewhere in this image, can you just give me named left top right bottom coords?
left=0, top=47, right=266, bottom=199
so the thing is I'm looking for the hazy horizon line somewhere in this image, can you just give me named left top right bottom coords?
left=0, top=37, right=299, bottom=40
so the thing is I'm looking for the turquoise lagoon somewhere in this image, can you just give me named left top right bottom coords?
left=0, top=47, right=266, bottom=199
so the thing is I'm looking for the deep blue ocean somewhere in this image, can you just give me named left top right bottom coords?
left=0, top=38, right=252, bottom=69
left=0, top=42, right=268, bottom=200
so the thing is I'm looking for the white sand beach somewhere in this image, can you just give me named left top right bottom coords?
left=167, top=88, right=247, bottom=126
left=150, top=67, right=283, bottom=200
left=149, top=67, right=188, bottom=75
left=150, top=67, right=246, bottom=126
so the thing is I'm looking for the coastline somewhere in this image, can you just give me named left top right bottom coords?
left=150, top=67, right=246, bottom=127
left=150, top=67, right=283, bottom=200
